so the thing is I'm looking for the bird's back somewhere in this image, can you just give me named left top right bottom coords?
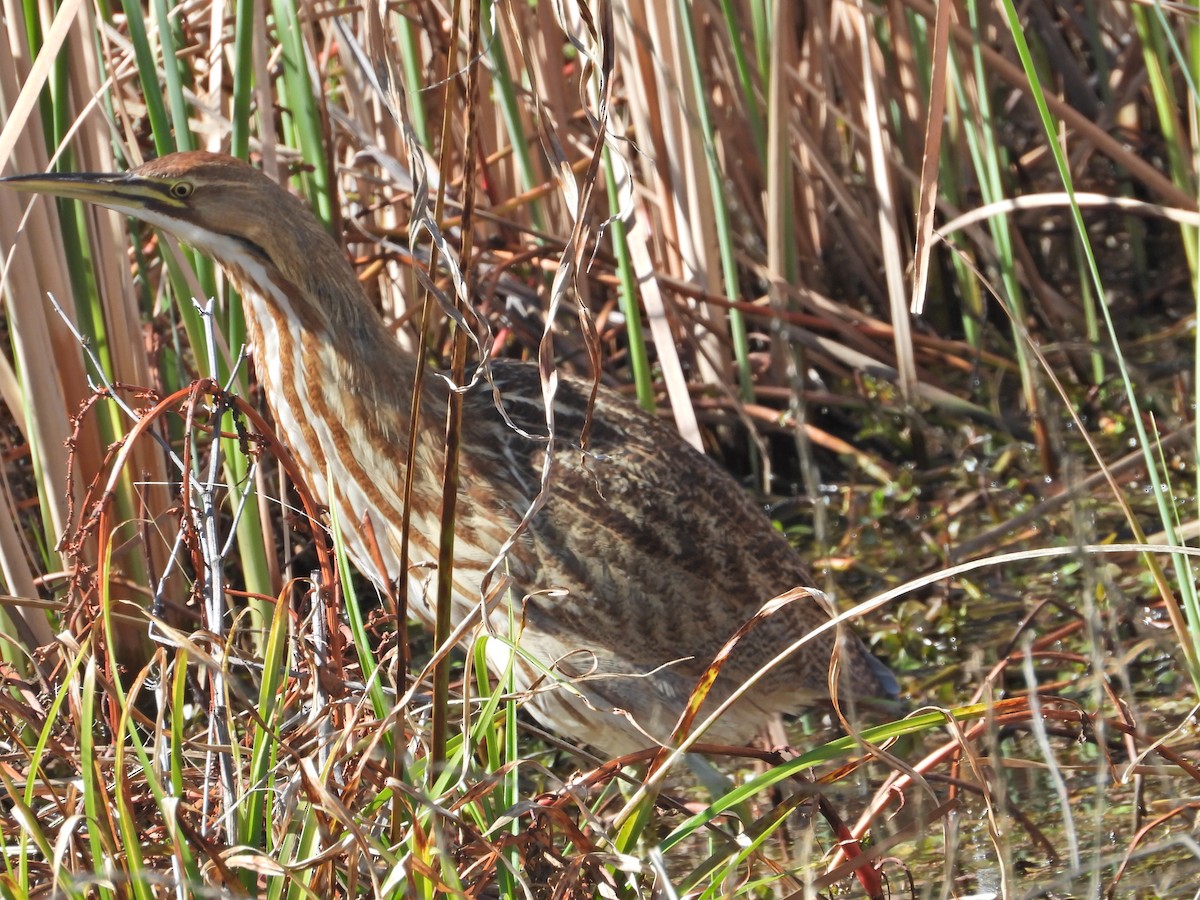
left=455, top=362, right=897, bottom=752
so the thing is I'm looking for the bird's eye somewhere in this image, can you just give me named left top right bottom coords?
left=170, top=181, right=194, bottom=199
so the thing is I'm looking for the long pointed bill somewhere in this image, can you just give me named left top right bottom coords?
left=0, top=171, right=182, bottom=216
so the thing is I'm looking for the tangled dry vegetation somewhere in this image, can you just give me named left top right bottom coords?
left=0, top=0, right=1199, bottom=896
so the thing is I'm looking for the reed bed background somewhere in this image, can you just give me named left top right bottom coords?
left=0, top=0, right=1198, bottom=896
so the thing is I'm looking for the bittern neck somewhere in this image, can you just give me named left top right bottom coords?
left=208, top=224, right=431, bottom=472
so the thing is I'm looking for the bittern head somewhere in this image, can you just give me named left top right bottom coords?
left=2, top=151, right=365, bottom=333
left=6, top=152, right=284, bottom=250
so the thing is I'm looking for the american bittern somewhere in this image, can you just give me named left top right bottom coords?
left=2, top=152, right=897, bottom=755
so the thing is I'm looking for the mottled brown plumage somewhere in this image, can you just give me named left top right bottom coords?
left=2, top=152, right=897, bottom=754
